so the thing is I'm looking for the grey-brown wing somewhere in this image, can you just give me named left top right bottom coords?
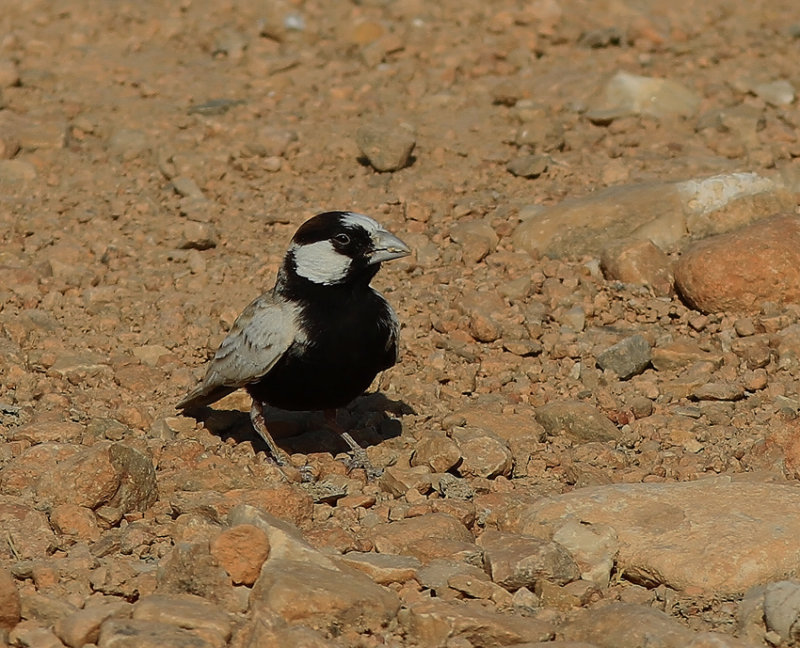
left=177, top=293, right=301, bottom=411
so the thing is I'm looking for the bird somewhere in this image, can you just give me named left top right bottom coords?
left=177, top=211, right=411, bottom=477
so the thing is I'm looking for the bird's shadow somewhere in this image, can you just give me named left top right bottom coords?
left=192, top=392, right=414, bottom=457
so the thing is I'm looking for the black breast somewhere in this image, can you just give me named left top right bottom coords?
left=247, top=286, right=398, bottom=412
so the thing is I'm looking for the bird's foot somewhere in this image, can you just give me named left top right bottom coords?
left=299, top=464, right=316, bottom=483
left=324, top=410, right=383, bottom=480
left=344, top=447, right=383, bottom=480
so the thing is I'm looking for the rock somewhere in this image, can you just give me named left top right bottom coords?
left=0, top=159, right=37, bottom=183
left=8, top=621, right=64, bottom=648
left=157, top=542, right=239, bottom=611
left=107, top=128, right=150, bottom=161
left=379, top=465, right=434, bottom=497
left=458, top=290, right=505, bottom=343
left=50, top=352, right=110, bottom=377
left=562, top=602, right=693, bottom=647
left=90, top=557, right=157, bottom=601
left=337, top=552, right=420, bottom=585
left=477, top=529, right=579, bottom=591
left=210, top=524, right=270, bottom=586
left=675, top=214, right=800, bottom=313
left=230, top=616, right=331, bottom=648
left=513, top=106, right=565, bottom=151
left=224, top=485, right=314, bottom=527
left=507, top=154, right=550, bottom=178
left=763, top=580, right=800, bottom=643
left=448, top=571, right=511, bottom=603
left=535, top=400, right=620, bottom=442
left=227, top=505, right=339, bottom=570
left=449, top=220, right=499, bottom=264
left=54, top=601, right=131, bottom=648
left=0, top=567, right=21, bottom=631
left=19, top=590, right=76, bottom=624
left=133, top=594, right=232, bottom=646
left=416, top=558, right=489, bottom=594
left=411, top=431, right=463, bottom=473
left=651, top=340, right=723, bottom=371
left=33, top=442, right=157, bottom=514
left=454, top=407, right=546, bottom=478
left=132, top=344, right=172, bottom=367
left=98, top=618, right=216, bottom=647
left=355, top=122, right=415, bottom=172
left=510, top=476, right=800, bottom=593
left=368, top=513, right=475, bottom=559
left=751, top=79, right=795, bottom=106
left=595, top=334, right=652, bottom=379
left=691, top=381, right=745, bottom=401
left=400, top=598, right=554, bottom=647
left=49, top=503, right=101, bottom=541
left=451, top=427, right=513, bottom=479
left=587, top=70, right=701, bottom=120
left=0, top=59, right=19, bottom=87
left=251, top=558, right=400, bottom=633
left=600, top=239, right=674, bottom=296
left=243, top=126, right=297, bottom=158
left=512, top=172, right=794, bottom=259
left=180, top=221, right=218, bottom=251
left=0, top=110, right=67, bottom=149
left=0, top=496, right=57, bottom=560
left=171, top=176, right=206, bottom=200
left=551, top=518, right=618, bottom=587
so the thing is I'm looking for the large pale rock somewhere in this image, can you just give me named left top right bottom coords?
left=98, top=618, right=215, bottom=647
left=477, top=529, right=579, bottom=591
left=400, top=598, right=554, bottom=647
left=512, top=172, right=795, bottom=258
left=227, top=504, right=339, bottom=570
left=561, top=602, right=693, bottom=648
left=551, top=518, right=618, bottom=587
left=251, top=558, right=400, bottom=633
left=509, top=476, right=800, bottom=594
left=337, top=552, right=420, bottom=585
left=133, top=594, right=232, bottom=646
left=54, top=601, right=131, bottom=648
left=675, top=214, right=800, bottom=313
left=587, top=71, right=700, bottom=120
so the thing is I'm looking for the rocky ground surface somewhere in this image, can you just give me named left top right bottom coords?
left=3, top=1, right=800, bottom=647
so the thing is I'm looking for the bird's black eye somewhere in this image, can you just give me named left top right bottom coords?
left=333, top=233, right=350, bottom=246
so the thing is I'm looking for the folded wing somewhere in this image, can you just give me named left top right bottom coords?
left=176, top=293, right=300, bottom=412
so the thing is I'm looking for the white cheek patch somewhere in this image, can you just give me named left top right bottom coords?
left=291, top=240, right=351, bottom=285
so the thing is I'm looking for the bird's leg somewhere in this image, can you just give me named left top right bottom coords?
left=323, top=408, right=382, bottom=479
left=250, top=400, right=289, bottom=466
left=250, top=401, right=313, bottom=483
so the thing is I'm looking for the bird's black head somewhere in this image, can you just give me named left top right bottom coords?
left=283, top=211, right=410, bottom=288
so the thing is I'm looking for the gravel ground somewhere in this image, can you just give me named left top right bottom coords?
left=2, top=1, right=800, bottom=647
